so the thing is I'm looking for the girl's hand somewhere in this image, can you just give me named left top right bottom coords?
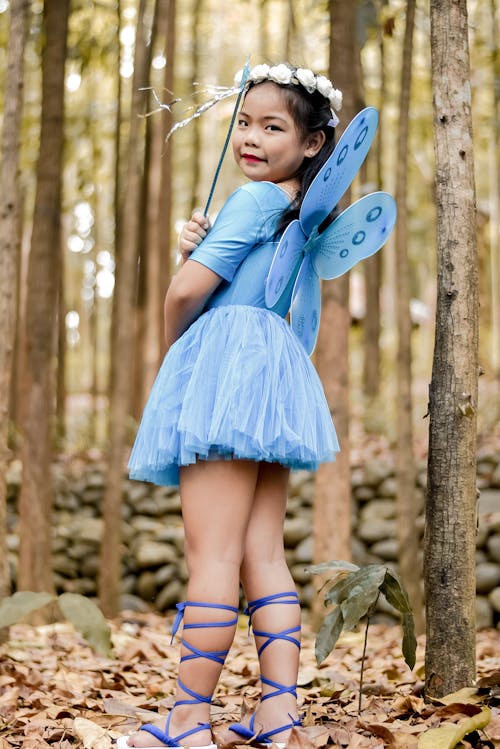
left=179, top=210, right=211, bottom=265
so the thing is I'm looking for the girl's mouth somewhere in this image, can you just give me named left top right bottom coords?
left=242, top=154, right=264, bottom=163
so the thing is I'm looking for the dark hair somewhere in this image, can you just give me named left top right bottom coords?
left=246, top=68, right=337, bottom=234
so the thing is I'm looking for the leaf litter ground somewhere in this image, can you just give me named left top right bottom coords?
left=0, top=614, right=499, bottom=748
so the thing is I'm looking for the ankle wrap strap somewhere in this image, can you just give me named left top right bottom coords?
left=245, top=591, right=301, bottom=655
left=171, top=600, right=239, bottom=642
left=245, top=591, right=300, bottom=619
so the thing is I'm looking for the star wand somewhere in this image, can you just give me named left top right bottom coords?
left=203, top=59, right=251, bottom=217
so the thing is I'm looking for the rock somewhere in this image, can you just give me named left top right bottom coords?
left=135, top=541, right=178, bottom=569
left=69, top=517, right=104, bottom=545
left=63, top=577, right=97, bottom=595
left=476, top=550, right=488, bottom=565
left=155, top=525, right=185, bottom=551
left=137, top=571, right=158, bottom=601
left=491, top=464, right=500, bottom=488
left=476, top=519, right=490, bottom=548
left=155, top=580, right=184, bottom=611
left=121, top=574, right=137, bottom=595
left=67, top=542, right=97, bottom=561
left=487, top=534, right=500, bottom=563
left=130, top=517, right=166, bottom=534
left=360, top=499, right=395, bottom=522
left=351, top=537, right=371, bottom=566
left=354, top=486, right=376, bottom=502
left=6, top=534, right=19, bottom=552
left=298, top=583, right=314, bottom=608
left=294, top=536, right=313, bottom=564
left=53, top=553, right=79, bottom=579
left=378, top=478, right=397, bottom=498
left=120, top=594, right=152, bottom=613
left=81, top=553, right=100, bottom=578
left=476, top=562, right=500, bottom=594
left=154, top=564, right=177, bottom=587
left=476, top=596, right=494, bottom=629
left=478, top=489, right=500, bottom=514
left=358, top=518, right=396, bottom=545
left=283, top=518, right=310, bottom=547
left=288, top=470, right=312, bottom=494
left=363, top=460, right=391, bottom=487
left=371, top=538, right=399, bottom=562
left=489, top=586, right=500, bottom=613
left=291, top=564, right=312, bottom=585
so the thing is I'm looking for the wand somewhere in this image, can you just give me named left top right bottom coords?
left=203, top=59, right=251, bottom=217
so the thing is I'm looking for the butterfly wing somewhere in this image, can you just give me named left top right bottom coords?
left=265, top=219, right=307, bottom=309
left=299, top=107, right=379, bottom=236
left=290, top=255, right=322, bottom=356
left=311, top=192, right=397, bottom=280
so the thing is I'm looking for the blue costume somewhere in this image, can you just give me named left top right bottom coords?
left=128, top=180, right=339, bottom=486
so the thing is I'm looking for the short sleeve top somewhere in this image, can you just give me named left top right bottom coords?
left=189, top=181, right=293, bottom=318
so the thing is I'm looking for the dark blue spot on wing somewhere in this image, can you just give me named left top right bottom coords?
left=275, top=277, right=283, bottom=294
left=323, top=167, right=332, bottom=182
left=279, top=240, right=288, bottom=257
left=337, top=145, right=348, bottom=165
left=367, top=206, right=382, bottom=222
left=340, top=249, right=349, bottom=258
left=354, top=126, right=368, bottom=149
left=352, top=231, right=366, bottom=245
left=312, top=311, right=318, bottom=331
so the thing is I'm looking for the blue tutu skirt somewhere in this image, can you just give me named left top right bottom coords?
left=128, top=305, right=339, bottom=486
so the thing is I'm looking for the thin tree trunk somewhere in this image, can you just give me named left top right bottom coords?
left=313, top=0, right=359, bottom=601
left=99, top=0, right=149, bottom=618
left=18, top=0, right=69, bottom=593
left=490, top=0, right=500, bottom=379
left=190, top=0, right=203, bottom=213
left=0, top=0, right=30, bottom=598
left=393, top=0, right=424, bottom=634
left=425, top=0, right=479, bottom=699
left=158, top=0, right=176, bottom=365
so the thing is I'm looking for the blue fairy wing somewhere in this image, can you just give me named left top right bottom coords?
left=265, top=219, right=307, bottom=309
left=311, top=192, right=397, bottom=280
left=290, top=255, right=322, bottom=356
left=299, top=107, right=379, bottom=236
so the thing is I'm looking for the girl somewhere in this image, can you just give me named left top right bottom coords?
left=119, top=63, right=341, bottom=749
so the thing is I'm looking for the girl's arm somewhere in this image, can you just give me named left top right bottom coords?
left=179, top=210, right=210, bottom=265
left=164, top=258, right=220, bottom=349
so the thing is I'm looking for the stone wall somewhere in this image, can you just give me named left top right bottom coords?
left=5, top=449, right=500, bottom=627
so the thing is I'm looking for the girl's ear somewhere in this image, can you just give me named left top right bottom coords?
left=304, top=130, right=326, bottom=158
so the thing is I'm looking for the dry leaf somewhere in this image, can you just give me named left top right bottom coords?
left=73, top=717, right=113, bottom=748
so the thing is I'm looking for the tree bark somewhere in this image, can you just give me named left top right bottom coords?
left=99, top=0, right=149, bottom=618
left=489, top=0, right=500, bottom=379
left=394, top=0, right=424, bottom=634
left=313, top=0, right=360, bottom=595
left=0, top=0, right=30, bottom=598
left=18, top=0, right=69, bottom=593
left=425, top=0, right=479, bottom=699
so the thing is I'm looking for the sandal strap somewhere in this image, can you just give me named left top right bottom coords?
left=141, top=719, right=211, bottom=746
left=171, top=600, right=238, bottom=642
left=261, top=675, right=297, bottom=701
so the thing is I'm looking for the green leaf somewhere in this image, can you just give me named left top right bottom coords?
left=340, top=565, right=386, bottom=631
left=380, top=570, right=417, bottom=669
left=325, top=564, right=385, bottom=607
left=57, top=593, right=114, bottom=657
left=315, top=605, right=344, bottom=665
left=305, top=560, right=359, bottom=576
left=417, top=705, right=491, bottom=749
left=0, top=591, right=54, bottom=627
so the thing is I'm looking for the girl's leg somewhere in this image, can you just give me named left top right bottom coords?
left=126, top=459, right=259, bottom=748
left=238, top=462, right=301, bottom=745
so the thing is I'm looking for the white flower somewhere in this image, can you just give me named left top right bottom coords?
left=295, top=68, right=317, bottom=93
left=329, top=87, right=343, bottom=111
left=249, top=64, right=270, bottom=82
left=268, top=64, right=293, bottom=85
left=316, top=75, right=333, bottom=101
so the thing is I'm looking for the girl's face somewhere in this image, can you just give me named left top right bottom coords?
left=232, top=82, right=323, bottom=186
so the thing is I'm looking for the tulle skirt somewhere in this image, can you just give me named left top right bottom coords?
left=128, top=305, right=339, bottom=486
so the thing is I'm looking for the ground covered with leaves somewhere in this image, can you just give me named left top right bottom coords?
left=0, top=613, right=499, bottom=749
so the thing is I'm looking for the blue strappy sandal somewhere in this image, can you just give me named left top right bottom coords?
left=229, top=592, right=302, bottom=749
left=116, top=601, right=238, bottom=749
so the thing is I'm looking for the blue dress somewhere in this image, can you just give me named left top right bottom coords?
left=128, top=181, right=339, bottom=486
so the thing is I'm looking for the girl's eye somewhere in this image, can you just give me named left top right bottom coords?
left=238, top=119, right=248, bottom=127
left=266, top=124, right=283, bottom=132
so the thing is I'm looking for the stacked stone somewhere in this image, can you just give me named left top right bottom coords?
left=4, top=449, right=500, bottom=626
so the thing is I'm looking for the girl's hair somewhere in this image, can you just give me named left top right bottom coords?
left=247, top=70, right=336, bottom=234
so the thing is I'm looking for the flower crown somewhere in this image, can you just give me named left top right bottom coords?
left=234, top=63, right=343, bottom=126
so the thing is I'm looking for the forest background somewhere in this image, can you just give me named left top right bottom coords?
left=0, top=0, right=499, bottom=706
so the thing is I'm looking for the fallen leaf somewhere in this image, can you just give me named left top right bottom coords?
left=417, top=705, right=491, bottom=748
left=73, top=717, right=113, bottom=748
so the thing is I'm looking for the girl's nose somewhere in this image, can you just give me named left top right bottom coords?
left=243, top=125, right=260, bottom=146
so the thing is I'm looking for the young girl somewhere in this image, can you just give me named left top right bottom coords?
left=119, top=63, right=341, bottom=749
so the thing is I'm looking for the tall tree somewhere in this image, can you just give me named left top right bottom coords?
left=490, top=0, right=500, bottom=380
left=17, top=0, right=69, bottom=593
left=99, top=0, right=149, bottom=618
left=313, top=1, right=361, bottom=575
left=393, top=0, right=424, bottom=633
left=0, top=0, right=30, bottom=598
left=425, top=0, right=479, bottom=698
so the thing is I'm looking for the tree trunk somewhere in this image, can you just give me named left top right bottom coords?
left=0, top=0, right=30, bottom=598
left=18, top=0, right=69, bottom=593
left=393, top=0, right=424, bottom=634
left=425, top=0, right=479, bottom=699
left=490, top=0, right=500, bottom=379
left=99, top=0, right=149, bottom=618
left=313, top=0, right=360, bottom=597
left=190, top=0, right=203, bottom=213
